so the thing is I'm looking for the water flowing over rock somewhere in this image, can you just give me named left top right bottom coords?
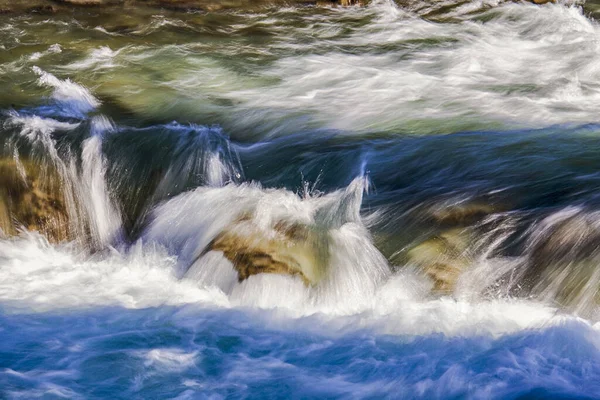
left=206, top=215, right=324, bottom=285
left=406, top=228, right=473, bottom=293
left=519, top=208, right=600, bottom=314
left=0, top=0, right=562, bottom=15
left=4, top=1, right=600, bottom=396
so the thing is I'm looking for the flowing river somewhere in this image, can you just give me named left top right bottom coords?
left=2, top=0, right=600, bottom=398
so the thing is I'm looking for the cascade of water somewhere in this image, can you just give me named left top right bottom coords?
left=152, top=123, right=242, bottom=200
left=4, top=69, right=123, bottom=249
left=144, top=175, right=390, bottom=313
left=78, top=116, right=123, bottom=248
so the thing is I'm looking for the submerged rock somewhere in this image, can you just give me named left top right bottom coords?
left=406, top=228, right=472, bottom=293
left=0, top=158, right=69, bottom=242
left=521, top=208, right=600, bottom=313
left=428, top=200, right=498, bottom=227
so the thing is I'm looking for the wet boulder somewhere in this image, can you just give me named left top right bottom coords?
left=205, top=215, right=328, bottom=285
left=0, top=158, right=70, bottom=242
left=406, top=228, right=472, bottom=293
left=521, top=208, right=600, bottom=313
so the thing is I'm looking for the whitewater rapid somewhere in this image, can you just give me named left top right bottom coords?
left=0, top=65, right=574, bottom=339
left=0, top=30, right=596, bottom=334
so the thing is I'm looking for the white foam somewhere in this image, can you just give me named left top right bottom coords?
left=139, top=349, right=198, bottom=372
left=64, top=46, right=124, bottom=71
left=0, top=234, right=228, bottom=311
left=29, top=44, right=62, bottom=62
left=32, top=66, right=100, bottom=118
left=0, top=179, right=580, bottom=339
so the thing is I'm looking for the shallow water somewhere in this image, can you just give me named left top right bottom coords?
left=2, top=0, right=600, bottom=398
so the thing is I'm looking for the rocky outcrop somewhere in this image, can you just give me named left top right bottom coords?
left=0, top=158, right=70, bottom=242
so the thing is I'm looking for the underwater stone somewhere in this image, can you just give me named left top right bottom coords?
left=406, top=228, right=472, bottom=293
left=520, top=209, right=600, bottom=313
left=428, top=201, right=498, bottom=226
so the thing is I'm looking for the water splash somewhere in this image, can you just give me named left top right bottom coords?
left=4, top=112, right=122, bottom=248
left=144, top=176, right=389, bottom=312
left=32, top=67, right=100, bottom=118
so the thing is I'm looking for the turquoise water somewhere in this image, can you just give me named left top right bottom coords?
left=3, top=0, right=600, bottom=398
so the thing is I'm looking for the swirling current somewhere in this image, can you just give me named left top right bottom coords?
left=2, top=0, right=600, bottom=398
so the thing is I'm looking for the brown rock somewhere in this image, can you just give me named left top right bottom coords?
left=521, top=210, right=600, bottom=313
left=429, top=201, right=497, bottom=226
left=0, top=158, right=70, bottom=242
left=204, top=215, right=327, bottom=285
left=406, top=228, right=472, bottom=293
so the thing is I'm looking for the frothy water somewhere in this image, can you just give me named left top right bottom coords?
left=33, top=66, right=100, bottom=119
left=2, top=1, right=600, bottom=398
left=0, top=229, right=560, bottom=335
